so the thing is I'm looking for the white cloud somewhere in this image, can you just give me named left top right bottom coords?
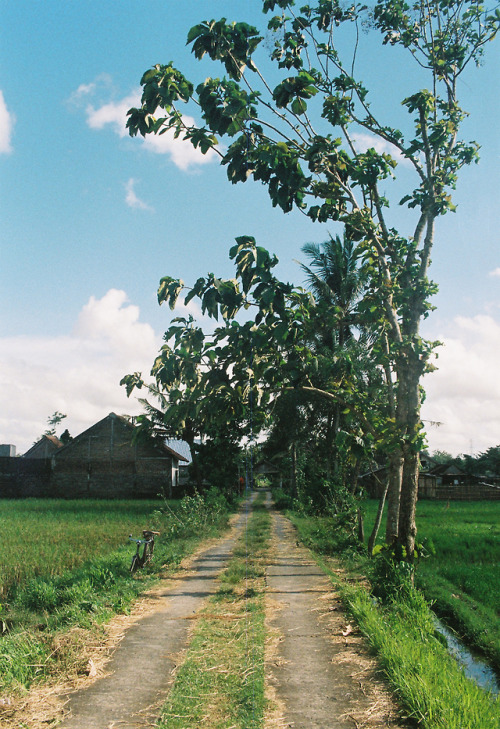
left=0, top=290, right=161, bottom=454
left=0, top=91, right=14, bottom=154
left=488, top=267, right=500, bottom=278
left=422, top=313, right=500, bottom=455
left=76, top=80, right=217, bottom=171
left=85, top=91, right=138, bottom=138
left=140, top=114, right=218, bottom=171
left=351, top=132, right=409, bottom=167
left=125, top=178, right=153, bottom=211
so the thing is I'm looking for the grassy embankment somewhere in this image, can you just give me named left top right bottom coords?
left=0, top=492, right=233, bottom=696
left=156, top=493, right=271, bottom=729
left=284, top=497, right=499, bottom=729
left=363, top=498, right=500, bottom=670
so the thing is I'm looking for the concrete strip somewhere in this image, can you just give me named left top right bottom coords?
left=267, top=511, right=405, bottom=729
left=59, top=495, right=255, bottom=729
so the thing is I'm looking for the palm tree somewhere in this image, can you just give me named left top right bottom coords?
left=300, top=234, right=366, bottom=351
left=297, top=234, right=371, bottom=486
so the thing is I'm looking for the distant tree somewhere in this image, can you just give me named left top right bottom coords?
left=430, top=449, right=454, bottom=465
left=42, top=411, right=67, bottom=439
left=476, top=446, right=500, bottom=478
left=59, top=428, right=72, bottom=445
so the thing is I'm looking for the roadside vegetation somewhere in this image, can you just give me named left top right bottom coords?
left=362, top=498, right=500, bottom=671
left=0, top=491, right=234, bottom=697
left=284, top=498, right=499, bottom=729
left=157, top=493, right=270, bottom=729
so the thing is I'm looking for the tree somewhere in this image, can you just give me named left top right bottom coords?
left=475, top=445, right=500, bottom=478
left=299, top=233, right=371, bottom=482
left=123, top=238, right=389, bottom=513
left=127, top=1, right=498, bottom=559
left=121, top=316, right=252, bottom=491
left=43, top=411, right=67, bottom=438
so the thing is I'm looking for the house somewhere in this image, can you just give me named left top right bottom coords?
left=0, top=444, right=16, bottom=457
left=359, top=456, right=500, bottom=501
left=51, top=413, right=188, bottom=498
left=165, top=439, right=192, bottom=485
left=0, top=413, right=188, bottom=499
left=23, top=434, right=63, bottom=459
left=254, top=459, right=283, bottom=487
left=358, top=465, right=437, bottom=499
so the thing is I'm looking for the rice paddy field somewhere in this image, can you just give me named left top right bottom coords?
left=0, top=498, right=162, bottom=600
left=362, top=499, right=500, bottom=669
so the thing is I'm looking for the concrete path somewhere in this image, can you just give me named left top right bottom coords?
left=59, top=495, right=255, bottom=729
left=56, top=492, right=406, bottom=729
left=266, top=510, right=406, bottom=729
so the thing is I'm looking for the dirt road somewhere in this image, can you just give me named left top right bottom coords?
left=11, top=492, right=406, bottom=728
left=57, top=496, right=256, bottom=729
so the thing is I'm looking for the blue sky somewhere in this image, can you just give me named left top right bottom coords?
left=0, top=1, right=499, bottom=456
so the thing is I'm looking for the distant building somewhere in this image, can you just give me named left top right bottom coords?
left=0, top=413, right=188, bottom=499
left=0, top=444, right=16, bottom=457
left=23, top=435, right=63, bottom=459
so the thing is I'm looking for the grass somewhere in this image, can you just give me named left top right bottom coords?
left=0, top=498, right=162, bottom=599
left=361, top=499, right=500, bottom=669
left=156, top=494, right=271, bottom=729
left=0, top=492, right=234, bottom=696
left=285, top=503, right=499, bottom=729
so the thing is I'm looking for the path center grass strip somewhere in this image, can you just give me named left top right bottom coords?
left=156, top=495, right=271, bottom=729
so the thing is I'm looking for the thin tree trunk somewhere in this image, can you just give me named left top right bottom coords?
left=385, top=450, right=403, bottom=543
left=381, top=331, right=402, bottom=544
left=369, top=478, right=389, bottom=555
left=357, top=508, right=365, bottom=543
left=291, top=442, right=298, bottom=499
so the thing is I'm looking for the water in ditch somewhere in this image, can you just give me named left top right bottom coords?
left=434, top=618, right=499, bottom=695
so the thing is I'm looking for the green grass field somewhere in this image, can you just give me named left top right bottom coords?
left=0, top=499, right=162, bottom=600
left=362, top=499, right=500, bottom=669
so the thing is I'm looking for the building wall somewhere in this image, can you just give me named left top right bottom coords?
left=0, top=416, right=176, bottom=499
left=0, top=457, right=52, bottom=497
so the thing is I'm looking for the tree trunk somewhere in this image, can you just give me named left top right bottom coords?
left=398, top=448, right=419, bottom=562
left=369, top=477, right=389, bottom=555
left=385, top=450, right=403, bottom=543
left=395, top=347, right=423, bottom=563
left=381, top=332, right=402, bottom=545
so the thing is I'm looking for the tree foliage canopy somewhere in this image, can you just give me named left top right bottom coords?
left=125, top=1, right=498, bottom=558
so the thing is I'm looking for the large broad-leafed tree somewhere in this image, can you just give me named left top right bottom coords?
left=126, top=1, right=498, bottom=561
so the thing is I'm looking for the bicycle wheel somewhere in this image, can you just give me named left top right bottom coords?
left=130, top=554, right=141, bottom=573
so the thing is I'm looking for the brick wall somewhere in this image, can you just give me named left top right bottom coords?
left=0, top=457, right=52, bottom=497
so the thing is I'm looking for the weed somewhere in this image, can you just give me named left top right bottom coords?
left=362, top=499, right=500, bottom=669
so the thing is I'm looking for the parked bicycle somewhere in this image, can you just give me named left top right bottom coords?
left=128, top=530, right=160, bottom=573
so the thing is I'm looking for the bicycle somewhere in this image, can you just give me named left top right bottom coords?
left=129, top=530, right=160, bottom=573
